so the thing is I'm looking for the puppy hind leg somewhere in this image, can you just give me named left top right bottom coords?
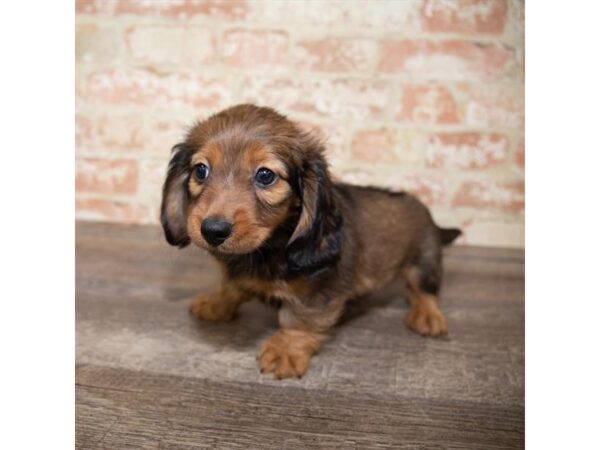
left=404, top=263, right=448, bottom=337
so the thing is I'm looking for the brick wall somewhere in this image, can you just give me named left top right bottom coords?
left=75, top=0, right=524, bottom=248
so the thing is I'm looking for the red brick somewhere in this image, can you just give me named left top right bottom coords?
left=116, top=0, right=248, bottom=19
left=421, top=0, right=508, bottom=34
left=453, top=180, right=524, bottom=212
left=240, top=77, right=390, bottom=121
left=76, top=198, right=147, bottom=223
left=93, top=115, right=145, bottom=151
left=426, top=132, right=508, bottom=170
left=86, top=69, right=231, bottom=108
left=351, top=129, right=395, bottom=163
left=397, top=84, right=460, bottom=124
left=75, top=114, right=94, bottom=149
left=378, top=40, right=514, bottom=81
left=76, top=0, right=113, bottom=14
left=458, top=82, right=524, bottom=127
left=388, top=173, right=448, bottom=206
left=126, top=26, right=216, bottom=65
left=293, top=38, right=377, bottom=73
left=514, top=137, right=524, bottom=170
left=389, top=174, right=449, bottom=206
left=75, top=114, right=188, bottom=153
left=222, top=29, right=288, bottom=68
left=76, top=158, right=139, bottom=194
left=336, top=169, right=448, bottom=207
left=75, top=0, right=90, bottom=13
left=75, top=114, right=141, bottom=152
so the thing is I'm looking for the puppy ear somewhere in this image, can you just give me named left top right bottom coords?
left=160, top=143, right=192, bottom=248
left=286, top=140, right=342, bottom=276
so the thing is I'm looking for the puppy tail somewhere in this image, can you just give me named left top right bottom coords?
left=438, top=227, right=462, bottom=246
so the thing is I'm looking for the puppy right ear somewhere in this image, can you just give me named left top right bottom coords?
left=160, top=143, right=192, bottom=247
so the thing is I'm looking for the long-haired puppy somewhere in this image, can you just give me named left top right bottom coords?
left=161, top=104, right=461, bottom=379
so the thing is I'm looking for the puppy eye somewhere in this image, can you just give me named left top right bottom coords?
left=194, top=163, right=210, bottom=182
left=255, top=167, right=277, bottom=187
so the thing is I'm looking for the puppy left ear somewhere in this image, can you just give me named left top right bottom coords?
left=160, top=143, right=192, bottom=248
left=286, top=140, right=342, bottom=276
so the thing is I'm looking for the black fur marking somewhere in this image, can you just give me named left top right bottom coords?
left=160, top=143, right=192, bottom=248
left=439, top=227, right=462, bottom=246
left=286, top=157, right=343, bottom=278
left=416, top=259, right=441, bottom=295
left=420, top=274, right=440, bottom=296
left=223, top=216, right=296, bottom=280
left=414, top=245, right=442, bottom=296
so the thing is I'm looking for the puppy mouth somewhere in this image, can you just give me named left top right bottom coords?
left=201, top=239, right=262, bottom=256
left=207, top=246, right=242, bottom=256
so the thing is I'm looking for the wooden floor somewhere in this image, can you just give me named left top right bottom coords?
left=76, top=221, right=524, bottom=449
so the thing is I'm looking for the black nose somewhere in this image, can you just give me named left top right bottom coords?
left=201, top=218, right=232, bottom=247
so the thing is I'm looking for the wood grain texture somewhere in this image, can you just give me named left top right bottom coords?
left=76, top=221, right=524, bottom=449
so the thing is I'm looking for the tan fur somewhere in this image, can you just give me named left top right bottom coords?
left=404, top=268, right=448, bottom=336
left=191, top=143, right=222, bottom=166
left=189, top=283, right=248, bottom=322
left=258, top=329, right=326, bottom=379
left=405, top=293, right=448, bottom=337
left=256, top=179, right=292, bottom=207
left=242, top=144, right=289, bottom=178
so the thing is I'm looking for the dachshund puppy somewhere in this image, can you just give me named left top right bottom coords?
left=161, top=104, right=461, bottom=379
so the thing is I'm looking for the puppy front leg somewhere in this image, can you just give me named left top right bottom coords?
left=189, top=282, right=249, bottom=322
left=258, top=300, right=344, bottom=379
left=258, top=328, right=325, bottom=380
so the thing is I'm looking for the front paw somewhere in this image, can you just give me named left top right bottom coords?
left=189, top=293, right=237, bottom=322
left=405, top=305, right=448, bottom=337
left=258, top=330, right=322, bottom=380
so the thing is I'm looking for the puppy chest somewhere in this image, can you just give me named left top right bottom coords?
left=234, top=278, right=308, bottom=303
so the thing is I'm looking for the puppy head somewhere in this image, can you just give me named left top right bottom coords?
left=161, top=104, right=341, bottom=274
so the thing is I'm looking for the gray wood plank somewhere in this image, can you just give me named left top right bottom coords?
left=75, top=221, right=524, bottom=449
left=77, top=365, right=523, bottom=450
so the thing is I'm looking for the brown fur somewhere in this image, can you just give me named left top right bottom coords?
left=161, top=104, right=461, bottom=379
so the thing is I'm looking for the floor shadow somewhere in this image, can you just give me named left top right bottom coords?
left=338, top=279, right=409, bottom=327
left=171, top=273, right=413, bottom=352
left=184, top=299, right=279, bottom=352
